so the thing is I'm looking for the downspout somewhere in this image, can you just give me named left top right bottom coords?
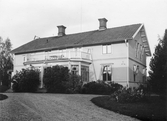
left=125, top=39, right=129, bottom=87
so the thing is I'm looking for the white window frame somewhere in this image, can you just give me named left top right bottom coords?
left=102, top=45, right=111, bottom=54
left=102, top=65, right=112, bottom=81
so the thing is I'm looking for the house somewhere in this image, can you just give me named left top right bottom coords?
left=12, top=18, right=151, bottom=88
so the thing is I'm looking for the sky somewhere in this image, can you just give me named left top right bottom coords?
left=0, top=0, right=167, bottom=72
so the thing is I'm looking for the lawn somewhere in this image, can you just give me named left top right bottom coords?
left=91, top=95, right=166, bottom=121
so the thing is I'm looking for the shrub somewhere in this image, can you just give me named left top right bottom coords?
left=66, top=73, right=82, bottom=93
left=82, top=81, right=122, bottom=95
left=43, top=65, right=69, bottom=93
left=111, top=85, right=148, bottom=103
left=106, top=81, right=123, bottom=93
left=12, top=68, right=40, bottom=92
left=0, top=85, right=9, bottom=92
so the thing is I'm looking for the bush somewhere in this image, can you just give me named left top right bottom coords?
left=111, top=85, right=148, bottom=103
left=43, top=65, right=69, bottom=93
left=0, top=85, right=9, bottom=92
left=82, top=81, right=122, bottom=95
left=106, top=81, right=123, bottom=93
left=44, top=65, right=83, bottom=93
left=66, top=73, right=82, bottom=93
left=12, top=68, right=40, bottom=92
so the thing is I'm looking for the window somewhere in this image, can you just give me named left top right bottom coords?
left=71, top=65, right=79, bottom=75
left=142, top=46, right=145, bottom=56
left=133, top=65, right=139, bottom=82
left=135, top=40, right=138, bottom=57
left=102, top=65, right=112, bottom=81
left=140, top=45, right=143, bottom=60
left=73, top=48, right=82, bottom=51
left=102, top=45, right=111, bottom=54
left=23, top=56, right=26, bottom=62
left=137, top=43, right=140, bottom=58
left=81, top=66, right=89, bottom=82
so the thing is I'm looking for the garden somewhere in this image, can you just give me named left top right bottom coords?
left=91, top=88, right=166, bottom=121
left=11, top=65, right=166, bottom=121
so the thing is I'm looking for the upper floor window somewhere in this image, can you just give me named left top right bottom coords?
left=137, top=43, right=140, bottom=58
left=73, top=47, right=82, bottom=52
left=102, top=45, right=111, bottom=54
left=140, top=45, right=143, bottom=60
left=135, top=40, right=138, bottom=57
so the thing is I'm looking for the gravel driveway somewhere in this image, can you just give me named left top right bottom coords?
left=0, top=93, right=139, bottom=121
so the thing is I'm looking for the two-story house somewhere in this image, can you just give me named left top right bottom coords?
left=12, top=18, right=151, bottom=88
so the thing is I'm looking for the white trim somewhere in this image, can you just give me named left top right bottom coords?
left=127, top=40, right=129, bottom=87
left=142, top=25, right=151, bottom=56
left=99, top=66, right=103, bottom=80
left=132, top=24, right=151, bottom=56
left=79, top=62, right=81, bottom=75
left=132, top=24, right=144, bottom=39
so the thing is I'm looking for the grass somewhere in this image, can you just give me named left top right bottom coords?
left=91, top=95, right=166, bottom=121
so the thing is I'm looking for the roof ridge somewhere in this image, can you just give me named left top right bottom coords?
left=37, top=23, right=143, bottom=39
left=12, top=23, right=142, bottom=54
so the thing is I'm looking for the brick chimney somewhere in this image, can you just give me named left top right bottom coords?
left=57, top=25, right=66, bottom=36
left=98, top=18, right=108, bottom=30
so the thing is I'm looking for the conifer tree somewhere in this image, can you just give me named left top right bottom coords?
left=149, top=29, right=167, bottom=94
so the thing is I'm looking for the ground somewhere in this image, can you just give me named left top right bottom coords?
left=91, top=95, right=166, bottom=121
left=0, top=93, right=139, bottom=121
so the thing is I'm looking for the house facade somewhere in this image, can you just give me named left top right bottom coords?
left=12, top=18, right=151, bottom=88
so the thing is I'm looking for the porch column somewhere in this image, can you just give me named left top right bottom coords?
left=79, top=62, right=81, bottom=75
left=40, top=66, right=44, bottom=88
left=68, top=61, right=71, bottom=72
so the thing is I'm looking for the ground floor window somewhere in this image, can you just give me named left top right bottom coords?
left=81, top=66, right=89, bottom=82
left=71, top=65, right=79, bottom=75
left=133, top=65, right=139, bottom=82
left=102, top=65, right=112, bottom=81
left=142, top=68, right=146, bottom=82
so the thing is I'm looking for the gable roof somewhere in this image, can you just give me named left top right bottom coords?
left=12, top=23, right=149, bottom=55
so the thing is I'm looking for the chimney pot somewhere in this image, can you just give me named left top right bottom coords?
left=98, top=18, right=108, bottom=30
left=57, top=25, right=66, bottom=36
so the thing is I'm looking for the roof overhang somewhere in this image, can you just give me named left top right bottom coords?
left=12, top=39, right=125, bottom=55
left=132, top=24, right=151, bottom=56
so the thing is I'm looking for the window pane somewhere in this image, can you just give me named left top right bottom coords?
left=135, top=41, right=138, bottom=57
left=102, top=45, right=106, bottom=54
left=103, top=66, right=107, bottom=81
left=107, top=45, right=111, bottom=53
left=103, top=73, right=107, bottom=81
left=107, top=65, right=111, bottom=81
left=108, top=72, right=111, bottom=81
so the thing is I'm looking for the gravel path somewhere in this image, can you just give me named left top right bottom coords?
left=0, top=93, right=140, bottom=121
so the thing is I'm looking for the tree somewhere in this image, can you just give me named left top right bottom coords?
left=149, top=29, right=167, bottom=94
left=12, top=68, right=40, bottom=92
left=43, top=65, right=70, bottom=93
left=0, top=37, right=13, bottom=87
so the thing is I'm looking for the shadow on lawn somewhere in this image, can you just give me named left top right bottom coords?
left=0, top=94, right=8, bottom=101
left=91, top=96, right=166, bottom=121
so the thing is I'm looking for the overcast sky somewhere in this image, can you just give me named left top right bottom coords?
left=0, top=0, right=167, bottom=71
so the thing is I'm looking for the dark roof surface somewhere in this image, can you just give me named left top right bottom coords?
left=12, top=24, right=142, bottom=54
